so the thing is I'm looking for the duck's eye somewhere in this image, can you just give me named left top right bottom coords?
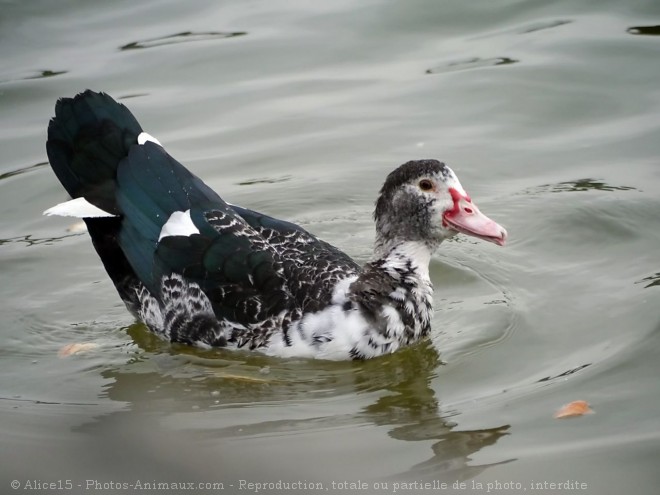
left=419, top=179, right=434, bottom=191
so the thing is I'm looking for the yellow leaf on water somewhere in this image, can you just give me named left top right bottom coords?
left=58, top=342, right=98, bottom=357
left=554, top=400, right=594, bottom=419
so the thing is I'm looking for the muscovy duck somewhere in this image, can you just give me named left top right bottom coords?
left=44, top=90, right=506, bottom=360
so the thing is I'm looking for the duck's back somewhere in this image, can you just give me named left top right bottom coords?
left=45, top=91, right=359, bottom=348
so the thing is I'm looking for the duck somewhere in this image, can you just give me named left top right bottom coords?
left=44, top=90, right=507, bottom=360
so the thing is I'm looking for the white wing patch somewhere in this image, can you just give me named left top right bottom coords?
left=137, top=132, right=162, bottom=146
left=43, top=197, right=117, bottom=218
left=158, top=209, right=200, bottom=241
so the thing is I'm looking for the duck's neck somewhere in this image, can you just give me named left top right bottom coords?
left=375, top=240, right=434, bottom=282
left=347, top=240, right=436, bottom=358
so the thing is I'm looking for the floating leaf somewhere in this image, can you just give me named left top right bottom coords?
left=58, top=342, right=99, bottom=357
left=554, top=400, right=594, bottom=419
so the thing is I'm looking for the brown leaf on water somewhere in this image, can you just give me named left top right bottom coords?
left=58, top=342, right=98, bottom=357
left=554, top=400, right=594, bottom=419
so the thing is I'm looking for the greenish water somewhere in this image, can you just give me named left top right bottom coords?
left=1, top=0, right=660, bottom=493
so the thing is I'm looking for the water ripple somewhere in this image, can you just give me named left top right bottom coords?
left=25, top=69, right=68, bottom=80
left=636, top=272, right=660, bottom=289
left=627, top=25, right=660, bottom=36
left=0, top=233, right=83, bottom=248
left=472, top=19, right=572, bottom=40
left=0, top=161, right=48, bottom=181
left=119, top=31, right=247, bottom=51
left=521, top=178, right=639, bottom=195
left=0, top=70, right=67, bottom=85
left=236, top=175, right=292, bottom=186
left=518, top=19, right=572, bottom=34
left=537, top=363, right=591, bottom=383
left=426, top=56, right=518, bottom=75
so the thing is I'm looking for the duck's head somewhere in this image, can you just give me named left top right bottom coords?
left=374, top=160, right=507, bottom=253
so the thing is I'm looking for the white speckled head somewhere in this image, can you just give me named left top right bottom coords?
left=374, top=160, right=507, bottom=253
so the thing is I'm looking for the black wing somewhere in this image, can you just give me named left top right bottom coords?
left=117, top=143, right=359, bottom=325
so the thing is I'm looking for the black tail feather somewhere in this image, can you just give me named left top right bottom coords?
left=46, top=90, right=145, bottom=309
left=46, top=90, right=142, bottom=214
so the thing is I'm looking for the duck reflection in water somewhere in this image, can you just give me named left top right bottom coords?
left=73, top=324, right=512, bottom=484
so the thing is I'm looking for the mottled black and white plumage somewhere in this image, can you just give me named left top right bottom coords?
left=45, top=90, right=507, bottom=360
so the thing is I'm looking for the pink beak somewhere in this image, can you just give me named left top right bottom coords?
left=443, top=188, right=507, bottom=246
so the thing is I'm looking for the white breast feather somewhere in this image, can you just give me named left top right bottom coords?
left=380, top=305, right=405, bottom=337
left=262, top=275, right=371, bottom=360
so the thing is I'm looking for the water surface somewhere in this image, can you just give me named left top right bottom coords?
left=1, top=0, right=659, bottom=493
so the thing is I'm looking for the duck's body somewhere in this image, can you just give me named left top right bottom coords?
left=45, top=91, right=506, bottom=360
